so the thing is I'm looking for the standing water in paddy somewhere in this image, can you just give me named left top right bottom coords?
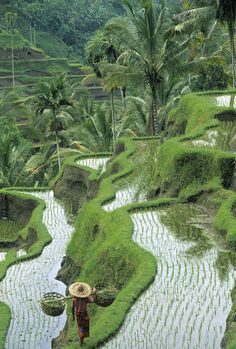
left=103, top=206, right=235, bottom=349
left=192, top=95, right=236, bottom=151
left=0, top=191, right=74, bottom=349
left=78, top=143, right=235, bottom=348
left=77, top=157, right=109, bottom=170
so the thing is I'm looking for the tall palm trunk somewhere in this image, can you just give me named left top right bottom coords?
left=111, top=89, right=116, bottom=151
left=120, top=87, right=126, bottom=108
left=11, top=29, right=15, bottom=88
left=151, top=86, right=158, bottom=136
left=33, top=22, right=36, bottom=46
left=29, top=23, right=32, bottom=45
left=53, top=109, right=61, bottom=170
left=55, top=131, right=61, bottom=170
left=228, top=21, right=236, bottom=88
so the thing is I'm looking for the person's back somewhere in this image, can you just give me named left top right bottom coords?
left=70, top=282, right=95, bottom=346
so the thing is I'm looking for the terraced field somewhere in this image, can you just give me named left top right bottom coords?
left=102, top=182, right=235, bottom=349
left=192, top=95, right=236, bottom=152
left=0, top=191, right=73, bottom=349
left=0, top=154, right=235, bottom=349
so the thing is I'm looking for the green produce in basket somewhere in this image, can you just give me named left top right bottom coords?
left=95, top=283, right=118, bottom=307
left=40, top=292, right=66, bottom=317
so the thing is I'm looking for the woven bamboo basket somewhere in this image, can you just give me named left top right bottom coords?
left=40, top=292, right=66, bottom=317
left=95, top=282, right=117, bottom=307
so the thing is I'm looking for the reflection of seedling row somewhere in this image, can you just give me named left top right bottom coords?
left=104, top=208, right=235, bottom=349
left=0, top=191, right=74, bottom=349
left=104, top=185, right=145, bottom=212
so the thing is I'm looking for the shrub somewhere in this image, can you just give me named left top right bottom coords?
left=191, top=65, right=227, bottom=92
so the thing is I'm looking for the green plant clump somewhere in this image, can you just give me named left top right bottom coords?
left=191, top=65, right=228, bottom=92
left=155, top=138, right=235, bottom=199
left=0, top=219, right=23, bottom=241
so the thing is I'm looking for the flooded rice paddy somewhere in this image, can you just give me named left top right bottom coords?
left=192, top=95, right=236, bottom=152
left=0, top=252, right=6, bottom=261
left=0, top=191, right=74, bottom=349
left=77, top=157, right=109, bottom=170
left=192, top=121, right=236, bottom=153
left=103, top=204, right=235, bottom=348
left=0, top=153, right=235, bottom=349
left=216, top=95, right=236, bottom=108
left=103, top=185, right=145, bottom=211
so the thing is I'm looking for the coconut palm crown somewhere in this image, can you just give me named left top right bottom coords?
left=101, top=0, right=202, bottom=135
left=32, top=73, right=76, bottom=170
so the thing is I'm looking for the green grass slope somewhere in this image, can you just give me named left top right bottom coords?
left=53, top=138, right=176, bottom=348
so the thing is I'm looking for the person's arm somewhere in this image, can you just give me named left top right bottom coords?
left=88, top=288, right=96, bottom=303
left=88, top=295, right=96, bottom=303
left=71, top=298, right=75, bottom=321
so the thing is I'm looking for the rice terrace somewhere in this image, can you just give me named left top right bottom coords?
left=0, top=0, right=236, bottom=349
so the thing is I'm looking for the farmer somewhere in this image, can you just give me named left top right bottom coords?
left=69, top=282, right=96, bottom=347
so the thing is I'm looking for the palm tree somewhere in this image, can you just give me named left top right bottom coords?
left=216, top=0, right=236, bottom=88
left=85, top=29, right=123, bottom=150
left=32, top=74, right=76, bottom=170
left=71, top=102, right=113, bottom=152
left=5, top=12, right=17, bottom=88
left=0, top=127, right=32, bottom=187
left=106, top=0, right=167, bottom=135
left=178, top=0, right=236, bottom=87
left=103, top=1, right=203, bottom=135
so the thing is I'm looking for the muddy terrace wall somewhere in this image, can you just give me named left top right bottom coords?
left=53, top=164, right=100, bottom=214
left=0, top=193, right=37, bottom=226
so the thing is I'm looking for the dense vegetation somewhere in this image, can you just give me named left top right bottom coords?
left=0, top=0, right=236, bottom=348
left=1, top=0, right=182, bottom=58
left=0, top=0, right=234, bottom=188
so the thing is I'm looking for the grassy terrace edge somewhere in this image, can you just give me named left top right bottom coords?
left=166, top=92, right=236, bottom=243
left=55, top=137, right=176, bottom=349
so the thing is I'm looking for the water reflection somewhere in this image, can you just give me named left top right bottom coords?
left=103, top=207, right=235, bottom=349
left=192, top=121, right=236, bottom=153
left=160, top=205, right=212, bottom=255
left=160, top=205, right=235, bottom=283
left=192, top=95, right=236, bottom=151
left=216, top=95, right=236, bottom=108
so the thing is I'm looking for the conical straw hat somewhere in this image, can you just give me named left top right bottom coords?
left=69, top=282, right=92, bottom=298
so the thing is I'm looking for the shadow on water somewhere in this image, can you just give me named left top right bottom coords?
left=159, top=204, right=234, bottom=282
left=215, top=251, right=235, bottom=283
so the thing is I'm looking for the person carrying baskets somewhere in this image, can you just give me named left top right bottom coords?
left=69, top=282, right=96, bottom=347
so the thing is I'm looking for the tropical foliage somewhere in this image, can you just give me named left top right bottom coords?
left=0, top=0, right=234, bottom=181
left=32, top=73, right=76, bottom=169
left=0, top=122, right=33, bottom=187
